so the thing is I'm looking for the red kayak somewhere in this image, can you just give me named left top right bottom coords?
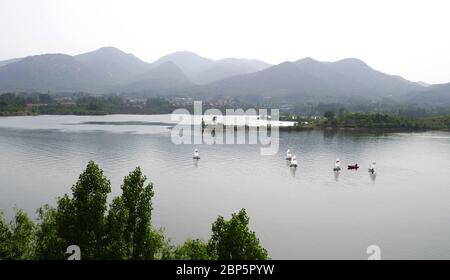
left=348, top=164, right=359, bottom=170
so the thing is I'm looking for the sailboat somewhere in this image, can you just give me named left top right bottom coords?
left=290, top=155, right=298, bottom=168
left=286, top=149, right=292, bottom=160
left=193, top=149, right=200, bottom=160
left=368, top=161, right=376, bottom=174
left=333, top=159, right=341, bottom=171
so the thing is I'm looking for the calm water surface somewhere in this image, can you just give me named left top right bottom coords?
left=1, top=115, right=450, bottom=259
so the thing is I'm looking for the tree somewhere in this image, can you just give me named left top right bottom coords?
left=38, top=93, right=53, bottom=104
left=208, top=209, right=268, bottom=260
left=0, top=163, right=270, bottom=260
left=56, top=161, right=111, bottom=259
left=121, top=167, right=158, bottom=259
left=174, top=239, right=211, bottom=260
left=0, top=93, right=26, bottom=113
left=141, top=228, right=166, bottom=260
left=0, top=211, right=12, bottom=259
left=8, top=209, right=35, bottom=260
left=76, top=97, right=108, bottom=112
left=35, top=205, right=65, bottom=260
left=104, top=197, right=129, bottom=259
left=145, top=97, right=174, bottom=114
left=104, top=167, right=164, bottom=259
left=324, top=111, right=335, bottom=120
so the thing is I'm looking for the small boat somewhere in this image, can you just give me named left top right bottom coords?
left=286, top=149, right=292, bottom=160
left=333, top=159, right=341, bottom=171
left=290, top=155, right=298, bottom=168
left=348, top=164, right=359, bottom=170
left=368, top=161, right=376, bottom=174
left=193, top=149, right=200, bottom=160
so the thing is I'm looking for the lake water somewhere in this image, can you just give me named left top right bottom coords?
left=1, top=115, right=450, bottom=259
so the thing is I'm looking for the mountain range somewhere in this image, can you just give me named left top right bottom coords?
left=0, top=47, right=448, bottom=105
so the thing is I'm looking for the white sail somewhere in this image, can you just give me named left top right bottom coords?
left=335, top=159, right=341, bottom=168
left=290, top=155, right=298, bottom=167
left=193, top=149, right=200, bottom=159
left=334, top=158, right=341, bottom=171
left=286, top=149, right=292, bottom=160
left=369, top=160, right=376, bottom=173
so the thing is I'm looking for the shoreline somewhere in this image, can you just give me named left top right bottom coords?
left=284, top=126, right=450, bottom=133
left=278, top=126, right=440, bottom=133
left=1, top=113, right=449, bottom=133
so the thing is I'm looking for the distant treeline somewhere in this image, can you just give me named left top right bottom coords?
left=1, top=92, right=450, bottom=132
left=280, top=111, right=450, bottom=132
left=0, top=93, right=30, bottom=115
left=0, top=92, right=176, bottom=116
left=0, top=161, right=268, bottom=260
left=313, top=112, right=450, bottom=131
left=292, top=101, right=450, bottom=118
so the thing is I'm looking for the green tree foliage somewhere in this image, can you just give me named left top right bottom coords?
left=104, top=197, right=129, bottom=259
left=0, top=163, right=269, bottom=260
left=145, top=97, right=175, bottom=114
left=121, top=167, right=154, bottom=258
left=76, top=96, right=108, bottom=113
left=208, top=209, right=268, bottom=260
left=0, top=209, right=35, bottom=260
left=0, top=93, right=27, bottom=115
left=324, top=111, right=335, bottom=120
left=174, top=239, right=211, bottom=260
left=34, top=205, right=65, bottom=260
left=104, top=167, right=164, bottom=259
left=56, top=161, right=111, bottom=259
left=10, top=209, right=35, bottom=259
left=38, top=93, right=53, bottom=104
left=335, top=112, right=421, bottom=129
left=0, top=211, right=12, bottom=259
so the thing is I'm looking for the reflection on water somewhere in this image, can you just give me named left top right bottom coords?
left=1, top=115, right=450, bottom=259
left=290, top=167, right=297, bottom=177
left=370, top=172, right=377, bottom=183
left=334, top=171, right=340, bottom=182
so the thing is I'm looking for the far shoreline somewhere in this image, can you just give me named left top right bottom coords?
left=1, top=113, right=449, bottom=134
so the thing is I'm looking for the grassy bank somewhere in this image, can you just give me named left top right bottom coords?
left=281, top=113, right=450, bottom=132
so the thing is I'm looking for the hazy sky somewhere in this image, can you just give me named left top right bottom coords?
left=0, top=0, right=449, bottom=84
